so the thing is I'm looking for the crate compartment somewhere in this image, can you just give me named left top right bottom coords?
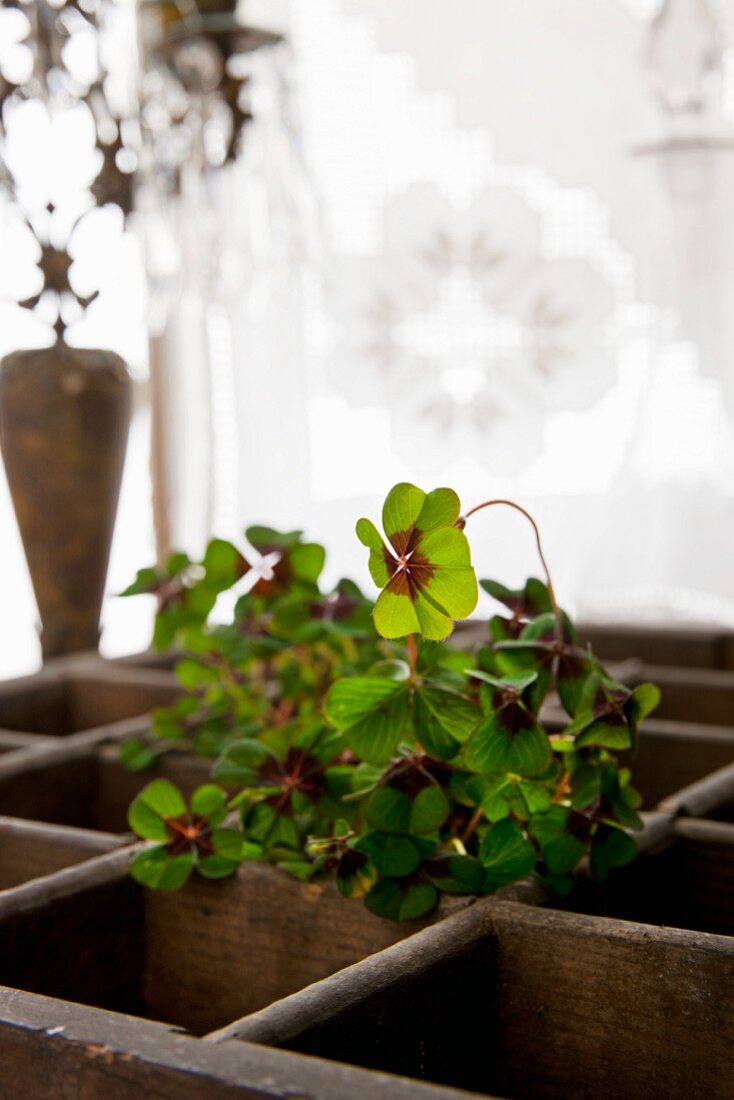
left=578, top=623, right=734, bottom=670
left=0, top=668, right=180, bottom=737
left=622, top=721, right=734, bottom=808
left=217, top=899, right=734, bottom=1100
left=0, top=746, right=211, bottom=832
left=0, top=856, right=466, bottom=1036
left=627, top=666, right=734, bottom=726
left=0, top=817, right=124, bottom=891
left=560, top=817, right=734, bottom=938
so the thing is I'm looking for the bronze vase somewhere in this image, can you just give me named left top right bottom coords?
left=0, top=344, right=132, bottom=661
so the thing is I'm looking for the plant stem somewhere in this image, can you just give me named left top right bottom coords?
left=462, top=805, right=484, bottom=844
left=407, top=633, right=418, bottom=676
left=553, top=769, right=571, bottom=803
left=461, top=498, right=562, bottom=638
left=460, top=806, right=484, bottom=845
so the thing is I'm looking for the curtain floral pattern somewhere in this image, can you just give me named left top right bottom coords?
left=329, top=183, right=616, bottom=470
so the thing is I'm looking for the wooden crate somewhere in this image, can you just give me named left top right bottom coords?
left=0, top=637, right=727, bottom=1097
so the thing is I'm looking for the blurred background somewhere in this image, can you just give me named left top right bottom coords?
left=2, top=0, right=734, bottom=676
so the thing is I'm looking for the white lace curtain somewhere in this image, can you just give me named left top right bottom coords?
left=2, top=0, right=734, bottom=676
left=238, top=0, right=734, bottom=623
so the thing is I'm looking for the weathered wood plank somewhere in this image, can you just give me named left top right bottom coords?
left=0, top=849, right=472, bottom=1036
left=489, top=903, right=734, bottom=1100
left=207, top=900, right=498, bottom=1046
left=0, top=730, right=51, bottom=752
left=0, top=987, right=481, bottom=1100
left=142, top=862, right=473, bottom=1034
left=0, top=848, right=144, bottom=1016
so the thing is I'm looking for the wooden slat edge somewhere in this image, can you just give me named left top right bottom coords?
left=0, top=816, right=128, bottom=852
left=0, top=845, right=136, bottom=919
left=205, top=898, right=498, bottom=1045
left=0, top=717, right=153, bottom=777
left=487, top=897, right=734, bottom=954
left=660, top=761, right=734, bottom=817
left=673, top=816, right=734, bottom=845
left=0, top=986, right=485, bottom=1100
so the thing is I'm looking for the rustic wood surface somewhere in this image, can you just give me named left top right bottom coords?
left=0, top=751, right=100, bottom=829
left=0, top=730, right=47, bottom=753
left=0, top=847, right=144, bottom=1017
left=490, top=903, right=734, bottom=1100
left=0, top=850, right=470, bottom=1036
left=0, top=988, right=484, bottom=1100
left=207, top=898, right=499, bottom=1046
left=0, top=741, right=208, bottom=832
left=143, top=861, right=472, bottom=1034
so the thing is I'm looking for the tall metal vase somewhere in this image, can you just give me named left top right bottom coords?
left=0, top=344, right=132, bottom=661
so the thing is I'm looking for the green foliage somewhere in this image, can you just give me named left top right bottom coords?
left=128, top=780, right=255, bottom=889
left=123, top=484, right=659, bottom=921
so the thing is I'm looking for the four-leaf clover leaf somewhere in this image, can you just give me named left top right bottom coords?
left=128, top=780, right=255, bottom=889
left=356, top=483, right=478, bottom=640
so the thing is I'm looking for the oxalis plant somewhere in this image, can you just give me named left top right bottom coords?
left=120, top=525, right=388, bottom=770
left=126, top=483, right=660, bottom=919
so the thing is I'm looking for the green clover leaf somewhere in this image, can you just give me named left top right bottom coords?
left=356, top=483, right=478, bottom=641
left=128, top=780, right=248, bottom=889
